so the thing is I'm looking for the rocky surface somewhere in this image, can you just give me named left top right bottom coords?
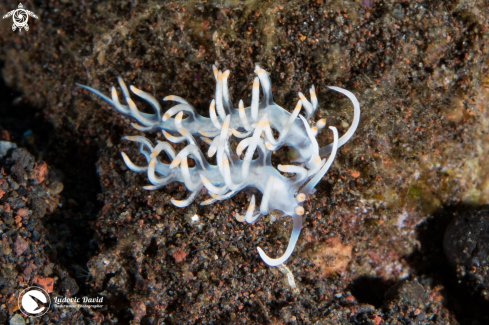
left=0, top=0, right=488, bottom=324
left=0, top=148, right=87, bottom=323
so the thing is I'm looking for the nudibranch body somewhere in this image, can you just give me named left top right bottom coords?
left=77, top=65, right=360, bottom=266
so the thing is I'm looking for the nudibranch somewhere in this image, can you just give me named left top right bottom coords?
left=77, top=65, right=360, bottom=266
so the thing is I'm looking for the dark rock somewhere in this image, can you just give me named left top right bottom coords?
left=1, top=0, right=488, bottom=322
left=11, top=149, right=35, bottom=171
left=27, top=192, right=48, bottom=218
left=4, top=212, right=14, bottom=226
left=25, top=219, right=35, bottom=231
left=0, top=276, right=7, bottom=287
left=4, top=229, right=16, bottom=237
left=31, top=230, right=41, bottom=242
left=10, top=163, right=27, bottom=186
left=6, top=178, right=18, bottom=190
left=384, top=280, right=426, bottom=306
left=444, top=206, right=489, bottom=295
left=0, top=310, right=7, bottom=324
left=17, top=186, right=27, bottom=197
left=0, top=180, right=8, bottom=192
left=58, top=276, right=79, bottom=297
left=141, top=315, right=156, bottom=325
left=9, top=198, right=25, bottom=209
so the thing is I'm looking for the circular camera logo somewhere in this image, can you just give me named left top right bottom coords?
left=18, top=287, right=51, bottom=317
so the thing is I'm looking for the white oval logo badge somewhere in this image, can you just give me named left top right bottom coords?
left=18, top=286, right=51, bottom=317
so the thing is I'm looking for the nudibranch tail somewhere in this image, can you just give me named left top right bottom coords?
left=77, top=64, right=360, bottom=267
left=257, top=213, right=303, bottom=267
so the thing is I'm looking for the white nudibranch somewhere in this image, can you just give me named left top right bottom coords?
left=76, top=65, right=360, bottom=267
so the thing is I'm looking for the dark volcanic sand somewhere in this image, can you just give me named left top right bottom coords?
left=1, top=0, right=489, bottom=324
